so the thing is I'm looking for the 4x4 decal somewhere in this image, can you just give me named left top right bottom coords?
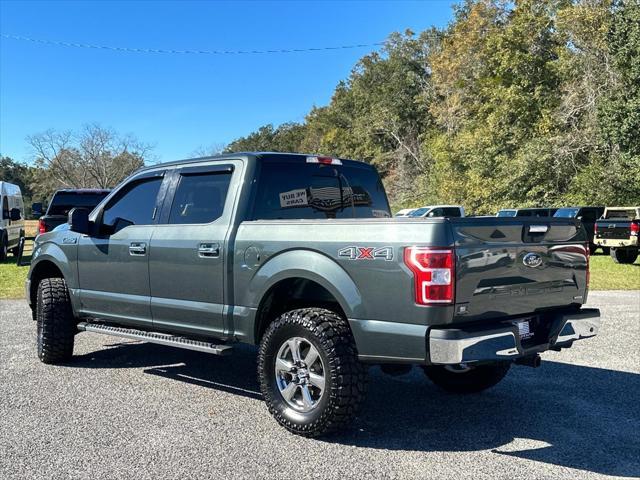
left=338, top=246, right=394, bottom=261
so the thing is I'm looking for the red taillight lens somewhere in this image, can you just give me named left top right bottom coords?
left=38, top=219, right=46, bottom=234
left=586, top=243, right=590, bottom=290
left=631, top=221, right=639, bottom=236
left=593, top=223, right=598, bottom=235
left=404, top=247, right=455, bottom=305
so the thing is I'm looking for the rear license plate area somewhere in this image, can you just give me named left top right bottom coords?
left=515, top=316, right=536, bottom=340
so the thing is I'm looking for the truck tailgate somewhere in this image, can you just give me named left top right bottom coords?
left=595, top=220, right=631, bottom=240
left=451, top=218, right=588, bottom=321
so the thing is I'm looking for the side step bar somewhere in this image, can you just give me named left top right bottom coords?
left=77, top=322, right=233, bottom=356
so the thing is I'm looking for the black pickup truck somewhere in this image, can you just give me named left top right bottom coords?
left=594, top=207, right=639, bottom=264
left=34, top=189, right=110, bottom=235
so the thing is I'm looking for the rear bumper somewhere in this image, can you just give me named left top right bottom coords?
left=594, top=237, right=637, bottom=248
left=428, top=308, right=600, bottom=365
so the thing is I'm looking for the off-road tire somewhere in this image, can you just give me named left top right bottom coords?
left=36, top=278, right=75, bottom=364
left=601, top=247, right=610, bottom=256
left=422, top=362, right=511, bottom=394
left=257, top=308, right=367, bottom=437
left=610, top=247, right=638, bottom=264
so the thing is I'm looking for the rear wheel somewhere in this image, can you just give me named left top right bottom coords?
left=610, top=247, right=638, bottom=264
left=422, top=362, right=511, bottom=394
left=257, top=307, right=367, bottom=437
left=601, top=247, right=610, bottom=256
left=36, top=278, right=76, bottom=364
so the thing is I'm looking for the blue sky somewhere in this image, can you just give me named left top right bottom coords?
left=1, top=0, right=455, bottom=163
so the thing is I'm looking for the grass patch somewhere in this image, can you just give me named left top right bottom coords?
left=589, top=253, right=640, bottom=290
left=0, top=245, right=637, bottom=300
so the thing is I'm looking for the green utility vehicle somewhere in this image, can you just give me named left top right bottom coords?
left=27, top=153, right=600, bottom=436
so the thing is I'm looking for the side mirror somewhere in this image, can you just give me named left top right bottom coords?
left=32, top=203, right=43, bottom=217
left=10, top=208, right=21, bottom=221
left=68, top=208, right=90, bottom=235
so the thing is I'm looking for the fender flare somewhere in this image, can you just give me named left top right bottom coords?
left=243, top=249, right=365, bottom=320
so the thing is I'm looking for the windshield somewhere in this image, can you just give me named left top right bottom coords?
left=497, top=210, right=517, bottom=217
left=554, top=208, right=580, bottom=218
left=47, top=192, right=109, bottom=216
left=408, top=207, right=430, bottom=217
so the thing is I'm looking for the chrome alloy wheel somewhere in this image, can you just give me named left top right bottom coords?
left=274, top=336, right=326, bottom=412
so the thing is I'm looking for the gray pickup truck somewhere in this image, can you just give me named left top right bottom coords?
left=26, top=152, right=600, bottom=436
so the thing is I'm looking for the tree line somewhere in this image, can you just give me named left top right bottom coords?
left=2, top=0, right=638, bottom=215
left=225, top=0, right=640, bottom=213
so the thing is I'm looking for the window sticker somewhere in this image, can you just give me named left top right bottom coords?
left=279, top=189, right=308, bottom=208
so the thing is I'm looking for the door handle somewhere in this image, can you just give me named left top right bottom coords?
left=198, top=243, right=220, bottom=258
left=129, top=242, right=147, bottom=256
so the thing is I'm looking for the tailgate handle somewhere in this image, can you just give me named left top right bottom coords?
left=529, top=225, right=548, bottom=234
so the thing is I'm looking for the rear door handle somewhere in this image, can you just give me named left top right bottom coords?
left=129, top=242, right=147, bottom=256
left=198, top=243, right=220, bottom=258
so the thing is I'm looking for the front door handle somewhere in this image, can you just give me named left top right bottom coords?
left=198, top=243, right=220, bottom=258
left=129, top=242, right=147, bottom=256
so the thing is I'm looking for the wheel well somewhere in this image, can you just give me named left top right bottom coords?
left=254, top=278, right=347, bottom=343
left=30, top=261, right=64, bottom=307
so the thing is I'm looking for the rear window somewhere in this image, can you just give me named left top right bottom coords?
left=252, top=161, right=390, bottom=220
left=554, top=208, right=580, bottom=218
left=605, top=209, right=637, bottom=220
left=48, top=192, right=109, bottom=216
left=497, top=210, right=517, bottom=217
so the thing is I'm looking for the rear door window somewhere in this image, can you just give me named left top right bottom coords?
left=252, top=162, right=390, bottom=220
left=442, top=207, right=462, bottom=217
left=168, top=171, right=232, bottom=224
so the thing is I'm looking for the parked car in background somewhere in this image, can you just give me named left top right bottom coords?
left=34, top=189, right=110, bottom=235
left=394, top=208, right=416, bottom=217
left=407, top=205, right=465, bottom=218
left=496, top=208, right=557, bottom=218
left=594, top=207, right=639, bottom=264
left=554, top=206, right=605, bottom=253
left=0, top=181, right=25, bottom=260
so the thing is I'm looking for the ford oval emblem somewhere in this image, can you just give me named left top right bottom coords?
left=523, top=252, right=543, bottom=268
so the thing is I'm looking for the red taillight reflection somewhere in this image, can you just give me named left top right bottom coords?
left=404, top=247, right=454, bottom=305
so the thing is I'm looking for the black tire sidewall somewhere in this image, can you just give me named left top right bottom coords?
left=261, top=322, right=333, bottom=427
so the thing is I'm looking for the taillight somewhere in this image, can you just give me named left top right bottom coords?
left=586, top=243, right=590, bottom=290
left=631, top=221, right=639, bottom=236
left=404, top=247, right=455, bottom=305
left=38, top=219, right=46, bottom=235
left=593, top=223, right=598, bottom=236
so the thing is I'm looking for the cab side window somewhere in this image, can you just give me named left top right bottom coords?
left=168, top=172, right=232, bottom=225
left=102, top=177, right=163, bottom=228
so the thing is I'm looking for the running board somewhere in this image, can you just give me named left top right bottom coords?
left=77, top=322, right=232, bottom=356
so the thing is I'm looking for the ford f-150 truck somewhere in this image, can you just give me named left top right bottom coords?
left=26, top=152, right=600, bottom=436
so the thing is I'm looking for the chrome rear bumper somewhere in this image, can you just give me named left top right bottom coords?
left=428, top=308, right=600, bottom=365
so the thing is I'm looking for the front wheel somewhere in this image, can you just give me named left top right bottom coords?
left=422, top=362, right=510, bottom=394
left=36, top=278, right=76, bottom=364
left=257, top=308, right=367, bottom=437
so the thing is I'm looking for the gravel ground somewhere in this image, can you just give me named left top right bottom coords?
left=1, top=291, right=639, bottom=480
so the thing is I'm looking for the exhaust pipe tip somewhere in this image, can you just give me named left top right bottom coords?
left=515, top=354, right=542, bottom=368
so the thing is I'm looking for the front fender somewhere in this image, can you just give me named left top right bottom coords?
left=27, top=237, right=79, bottom=312
left=243, top=249, right=365, bottom=319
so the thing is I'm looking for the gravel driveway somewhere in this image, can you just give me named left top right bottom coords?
left=1, top=290, right=638, bottom=479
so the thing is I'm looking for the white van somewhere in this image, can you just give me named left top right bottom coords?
left=0, top=181, right=25, bottom=260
